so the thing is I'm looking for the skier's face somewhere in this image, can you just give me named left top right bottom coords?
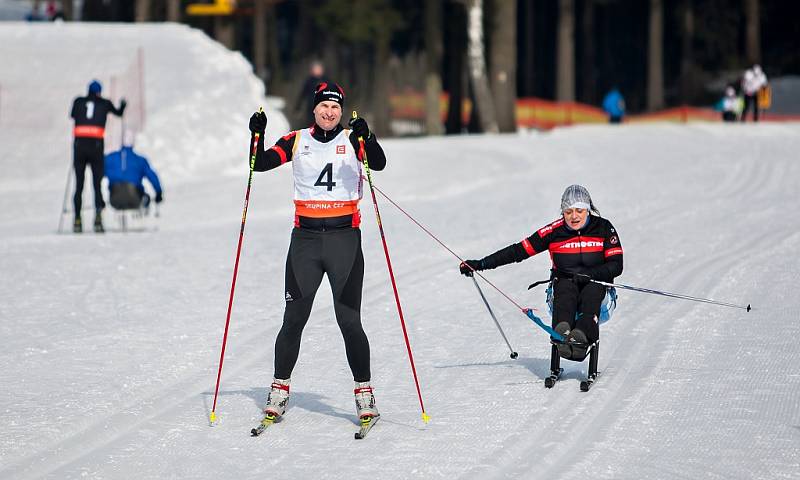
left=563, top=208, right=589, bottom=230
left=314, top=101, right=342, bottom=131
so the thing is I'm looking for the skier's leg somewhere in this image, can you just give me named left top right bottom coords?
left=574, top=282, right=606, bottom=345
left=552, top=278, right=579, bottom=333
left=89, top=144, right=106, bottom=211
left=72, top=141, right=87, bottom=214
left=273, top=229, right=325, bottom=379
left=325, top=229, right=371, bottom=382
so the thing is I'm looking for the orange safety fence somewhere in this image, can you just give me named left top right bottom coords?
left=388, top=91, right=800, bottom=130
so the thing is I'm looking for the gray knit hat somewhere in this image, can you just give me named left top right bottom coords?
left=560, top=184, right=597, bottom=213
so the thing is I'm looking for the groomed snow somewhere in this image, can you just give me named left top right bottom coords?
left=1, top=22, right=798, bottom=480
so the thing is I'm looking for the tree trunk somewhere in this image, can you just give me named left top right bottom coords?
left=373, top=38, right=391, bottom=137
left=445, top=2, right=467, bottom=134
left=253, top=0, right=268, bottom=81
left=60, top=0, right=73, bottom=20
left=215, top=16, right=236, bottom=50
left=135, top=0, right=150, bottom=22
left=490, top=0, right=517, bottom=132
left=744, top=0, right=760, bottom=64
left=465, top=0, right=498, bottom=133
left=424, top=0, right=444, bottom=135
left=647, top=0, right=664, bottom=110
left=266, top=2, right=282, bottom=92
left=556, top=0, right=575, bottom=102
left=521, top=0, right=535, bottom=97
left=581, top=0, right=595, bottom=104
left=679, top=0, right=694, bottom=101
left=166, top=0, right=181, bottom=22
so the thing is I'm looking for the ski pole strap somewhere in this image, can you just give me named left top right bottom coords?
left=589, top=279, right=751, bottom=312
left=524, top=308, right=565, bottom=341
left=527, top=279, right=551, bottom=290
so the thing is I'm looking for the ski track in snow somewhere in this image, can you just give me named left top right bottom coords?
left=1, top=23, right=799, bottom=480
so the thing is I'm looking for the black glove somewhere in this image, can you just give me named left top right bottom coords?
left=249, top=110, right=267, bottom=134
left=155, top=192, right=163, bottom=204
left=119, top=98, right=127, bottom=111
left=349, top=116, right=370, bottom=140
left=573, top=272, right=592, bottom=286
left=459, top=260, right=482, bottom=277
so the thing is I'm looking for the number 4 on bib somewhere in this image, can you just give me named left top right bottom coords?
left=314, top=163, right=337, bottom=191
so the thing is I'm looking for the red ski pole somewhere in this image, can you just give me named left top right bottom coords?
left=210, top=108, right=262, bottom=424
left=353, top=111, right=430, bottom=424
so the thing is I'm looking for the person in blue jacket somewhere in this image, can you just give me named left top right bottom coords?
left=104, top=132, right=163, bottom=211
left=602, top=88, right=625, bottom=124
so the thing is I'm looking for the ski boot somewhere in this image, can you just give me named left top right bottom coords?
left=554, top=321, right=572, bottom=358
left=73, top=215, right=82, bottom=233
left=93, top=209, right=105, bottom=233
left=566, top=328, right=589, bottom=360
left=263, top=378, right=290, bottom=418
left=354, top=381, right=379, bottom=419
left=354, top=381, right=380, bottom=439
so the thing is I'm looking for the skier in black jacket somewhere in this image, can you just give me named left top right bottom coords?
left=70, top=79, right=126, bottom=232
left=459, top=185, right=623, bottom=347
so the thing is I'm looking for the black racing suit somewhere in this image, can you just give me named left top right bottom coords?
left=254, top=123, right=386, bottom=382
left=476, top=215, right=623, bottom=344
left=70, top=93, right=125, bottom=213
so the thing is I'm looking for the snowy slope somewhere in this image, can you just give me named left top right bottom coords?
left=2, top=23, right=799, bottom=480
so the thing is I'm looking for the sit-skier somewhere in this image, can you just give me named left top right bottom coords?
left=459, top=185, right=624, bottom=354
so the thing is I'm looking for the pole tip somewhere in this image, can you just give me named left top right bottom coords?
left=421, top=412, right=431, bottom=424
left=510, top=352, right=518, bottom=359
left=747, top=304, right=751, bottom=312
left=209, top=412, right=217, bottom=425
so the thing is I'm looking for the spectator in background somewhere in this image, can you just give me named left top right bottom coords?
left=104, top=131, right=163, bottom=212
left=602, top=88, right=625, bottom=124
left=741, top=66, right=767, bottom=122
left=70, top=80, right=126, bottom=233
left=293, top=60, right=330, bottom=127
left=720, top=86, right=741, bottom=122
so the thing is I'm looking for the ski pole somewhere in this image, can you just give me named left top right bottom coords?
left=354, top=111, right=430, bottom=424
left=210, top=107, right=262, bottom=425
left=471, top=276, right=518, bottom=358
left=590, top=279, right=751, bottom=312
left=367, top=182, right=564, bottom=341
left=57, top=160, right=73, bottom=233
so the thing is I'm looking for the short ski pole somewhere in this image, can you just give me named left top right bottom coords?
left=209, top=108, right=262, bottom=425
left=471, top=276, right=518, bottom=358
left=354, top=111, right=430, bottom=424
left=590, top=279, right=751, bottom=312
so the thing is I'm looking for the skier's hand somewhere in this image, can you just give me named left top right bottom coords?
left=119, top=98, right=127, bottom=111
left=249, top=110, right=267, bottom=135
left=155, top=192, right=163, bottom=204
left=459, top=260, right=482, bottom=277
left=349, top=116, right=370, bottom=140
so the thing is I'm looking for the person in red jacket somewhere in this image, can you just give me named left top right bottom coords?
left=460, top=185, right=623, bottom=348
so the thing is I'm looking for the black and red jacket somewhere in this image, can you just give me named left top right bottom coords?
left=478, top=215, right=623, bottom=282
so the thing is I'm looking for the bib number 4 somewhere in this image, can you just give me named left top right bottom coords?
left=314, top=163, right=336, bottom=191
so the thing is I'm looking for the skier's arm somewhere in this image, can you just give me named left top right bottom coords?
left=348, top=117, right=386, bottom=171
left=253, top=131, right=298, bottom=172
left=586, top=223, right=623, bottom=282
left=141, top=157, right=163, bottom=194
left=70, top=98, right=79, bottom=119
left=108, top=98, right=126, bottom=116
